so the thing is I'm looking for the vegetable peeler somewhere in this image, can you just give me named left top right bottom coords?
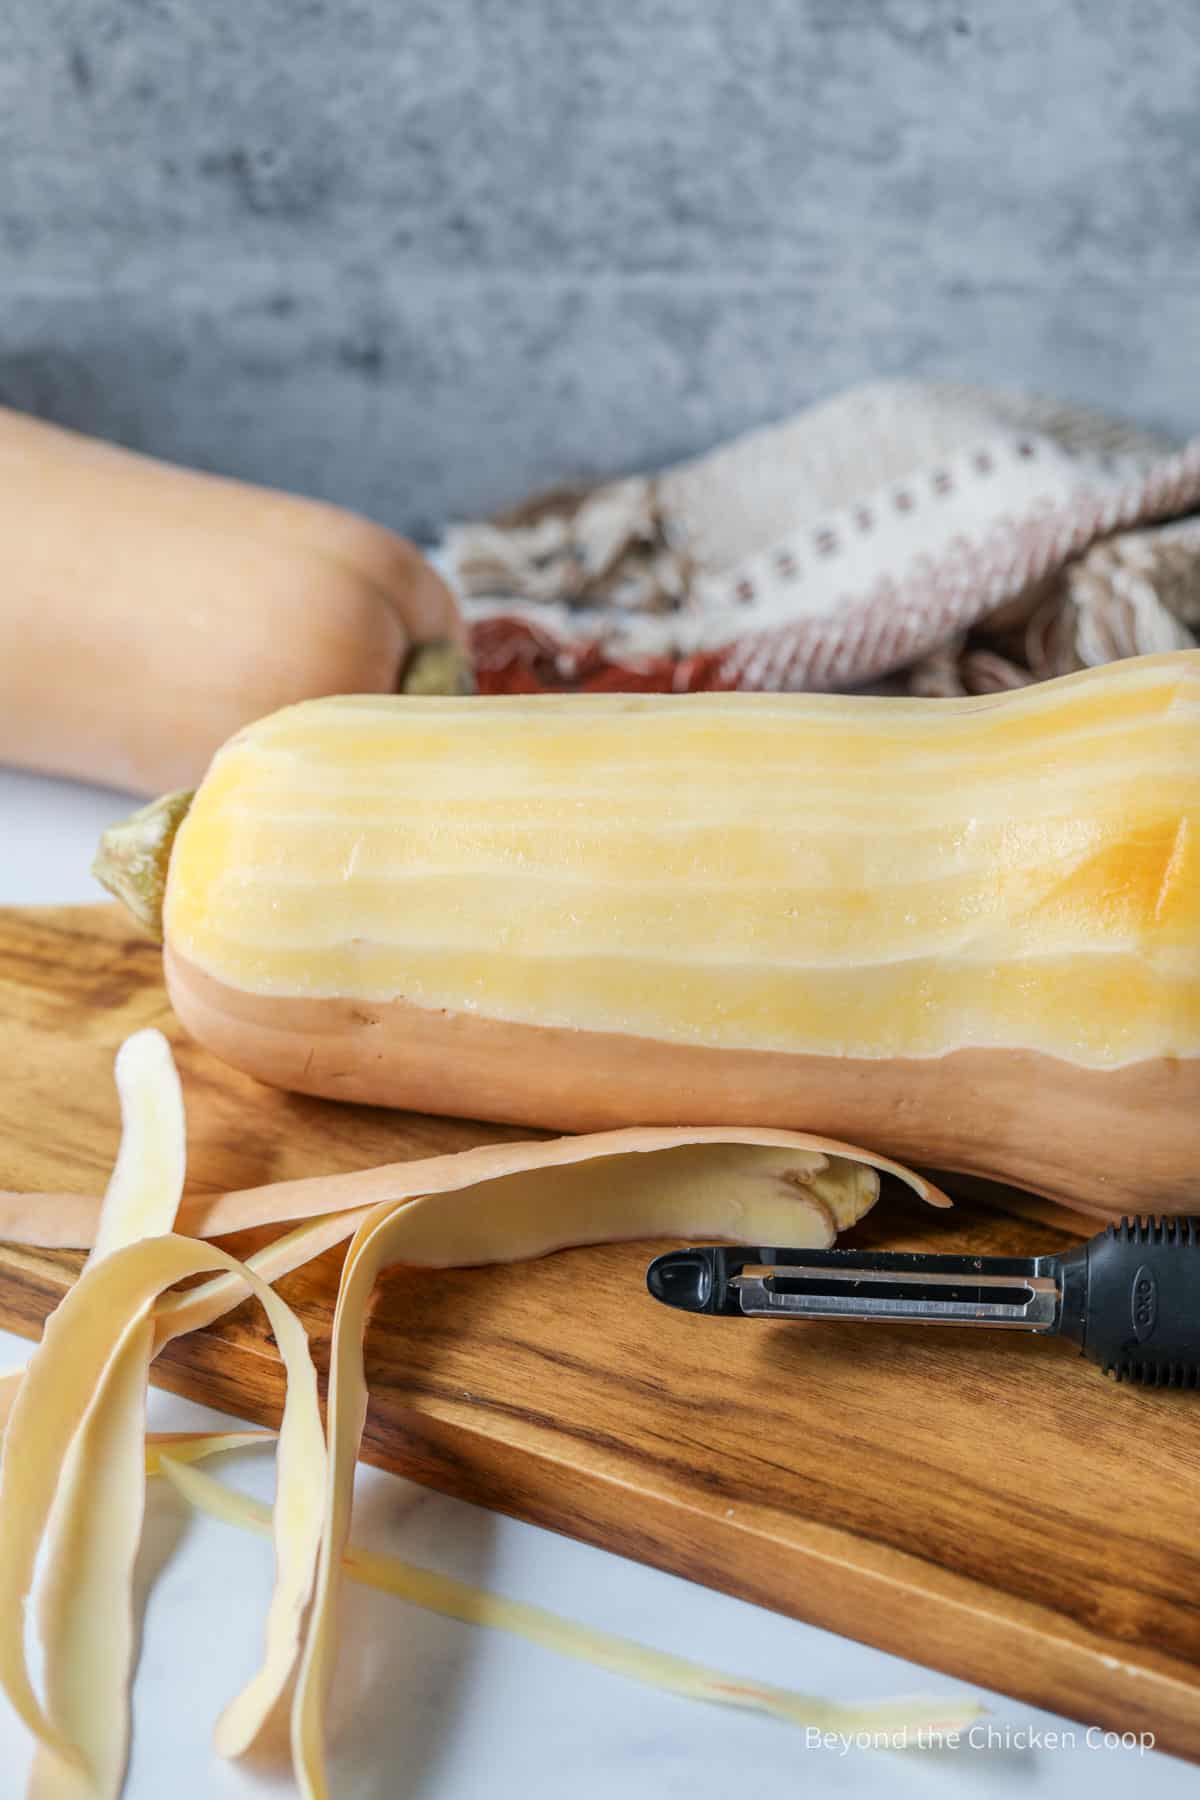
left=646, top=1218, right=1200, bottom=1385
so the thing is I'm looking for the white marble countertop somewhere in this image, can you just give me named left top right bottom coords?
left=0, top=763, right=1193, bottom=1799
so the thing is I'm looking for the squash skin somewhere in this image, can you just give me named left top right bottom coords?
left=158, top=652, right=1200, bottom=1214
left=0, top=406, right=461, bottom=794
left=165, top=947, right=1197, bottom=1214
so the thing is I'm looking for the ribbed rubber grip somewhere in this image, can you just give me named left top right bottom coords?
left=1057, top=1218, right=1200, bottom=1382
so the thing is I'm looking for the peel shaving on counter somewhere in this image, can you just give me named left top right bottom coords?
left=0, top=1030, right=963, bottom=1799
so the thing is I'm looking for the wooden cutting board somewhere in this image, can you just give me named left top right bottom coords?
left=3, top=904, right=1200, bottom=1757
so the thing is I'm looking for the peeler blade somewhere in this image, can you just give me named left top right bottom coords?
left=647, top=1245, right=1062, bottom=1331
left=730, top=1261, right=1059, bottom=1328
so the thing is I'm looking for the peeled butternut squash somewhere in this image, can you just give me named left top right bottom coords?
left=0, top=405, right=465, bottom=794
left=96, top=651, right=1200, bottom=1213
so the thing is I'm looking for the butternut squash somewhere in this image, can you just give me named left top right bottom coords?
left=95, top=651, right=1200, bottom=1214
left=0, top=406, right=465, bottom=795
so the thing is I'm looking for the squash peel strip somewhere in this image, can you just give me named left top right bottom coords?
left=152, top=1208, right=378, bottom=1346
left=0, top=1248, right=325, bottom=1775
left=0, top=1124, right=950, bottom=1250
left=286, top=1138, right=939, bottom=1798
left=0, top=1027, right=960, bottom=1797
left=162, top=1455, right=985, bottom=1741
left=142, top=1431, right=275, bottom=1477
left=27, top=1329, right=158, bottom=1799
left=0, top=1370, right=21, bottom=1431
left=28, top=1030, right=186, bottom=1799
left=0, top=1420, right=277, bottom=1476
left=0, top=1409, right=986, bottom=1753
left=152, top=1128, right=949, bottom=1349
left=89, top=1032, right=188, bottom=1264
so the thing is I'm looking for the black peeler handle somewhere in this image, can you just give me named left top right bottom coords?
left=1055, top=1217, right=1200, bottom=1385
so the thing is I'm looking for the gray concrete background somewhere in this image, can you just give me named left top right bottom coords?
left=2, top=1, right=1198, bottom=537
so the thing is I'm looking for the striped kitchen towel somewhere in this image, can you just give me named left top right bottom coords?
left=446, top=379, right=1200, bottom=695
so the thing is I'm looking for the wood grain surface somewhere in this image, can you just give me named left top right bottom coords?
left=2, top=904, right=1200, bottom=1756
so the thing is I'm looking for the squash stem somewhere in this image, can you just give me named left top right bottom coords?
left=399, top=638, right=476, bottom=695
left=92, top=789, right=194, bottom=939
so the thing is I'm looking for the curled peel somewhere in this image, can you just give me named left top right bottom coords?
left=0, top=1416, right=985, bottom=1758
left=154, top=1127, right=950, bottom=1355
left=90, top=1031, right=186, bottom=1262
left=286, top=1136, right=941, bottom=1797
left=161, top=1454, right=984, bottom=1741
left=0, top=1040, right=325, bottom=1794
left=141, top=1429, right=275, bottom=1477
left=0, top=1235, right=325, bottom=1772
left=0, top=1124, right=948, bottom=1250
left=0, top=1029, right=954, bottom=1798
left=0, top=1370, right=20, bottom=1431
left=0, top=1427, right=275, bottom=1476
left=0, top=1417, right=277, bottom=1477
left=28, top=1030, right=187, bottom=1800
